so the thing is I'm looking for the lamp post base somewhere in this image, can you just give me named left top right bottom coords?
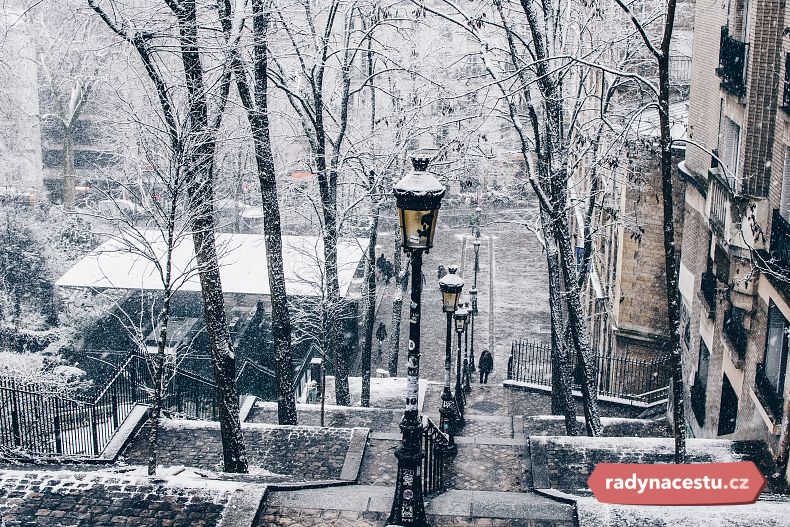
left=386, top=418, right=428, bottom=526
left=439, top=387, right=460, bottom=455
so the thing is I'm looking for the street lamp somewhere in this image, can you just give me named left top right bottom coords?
left=469, top=286, right=478, bottom=376
left=387, top=151, right=445, bottom=527
left=453, top=305, right=469, bottom=424
left=438, top=265, right=463, bottom=454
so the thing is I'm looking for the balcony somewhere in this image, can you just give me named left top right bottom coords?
left=701, top=271, right=717, bottom=316
left=755, top=362, right=783, bottom=421
left=691, top=371, right=707, bottom=426
left=716, top=26, right=748, bottom=96
left=723, top=306, right=747, bottom=363
left=770, top=209, right=790, bottom=273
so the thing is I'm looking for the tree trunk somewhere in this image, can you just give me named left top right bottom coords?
left=361, top=173, right=379, bottom=407
left=63, top=127, right=75, bottom=210
left=388, top=230, right=405, bottom=377
left=177, top=0, right=247, bottom=473
left=553, top=213, right=602, bottom=436
left=658, top=50, right=687, bottom=464
left=541, top=206, right=578, bottom=434
left=245, top=0, right=297, bottom=425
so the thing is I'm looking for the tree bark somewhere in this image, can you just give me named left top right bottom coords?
left=63, top=128, right=75, bottom=210
left=388, top=229, right=405, bottom=377
left=176, top=0, right=247, bottom=472
left=361, top=172, right=378, bottom=407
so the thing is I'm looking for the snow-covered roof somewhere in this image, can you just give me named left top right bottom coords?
left=56, top=230, right=368, bottom=298
left=632, top=100, right=689, bottom=140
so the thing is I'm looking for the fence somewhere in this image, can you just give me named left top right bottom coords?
left=421, top=417, right=451, bottom=497
left=0, top=351, right=220, bottom=457
left=0, top=353, right=146, bottom=457
left=508, top=340, right=671, bottom=405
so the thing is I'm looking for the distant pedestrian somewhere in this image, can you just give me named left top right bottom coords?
left=437, top=264, right=447, bottom=281
left=376, top=322, right=387, bottom=359
left=479, top=349, right=493, bottom=384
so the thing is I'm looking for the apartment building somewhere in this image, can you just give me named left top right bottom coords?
left=678, top=0, right=790, bottom=478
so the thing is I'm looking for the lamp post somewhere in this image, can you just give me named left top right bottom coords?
left=386, top=152, right=445, bottom=527
left=463, top=302, right=471, bottom=393
left=453, top=306, right=469, bottom=424
left=438, top=265, right=463, bottom=454
left=474, top=207, right=482, bottom=238
left=469, top=285, right=478, bottom=376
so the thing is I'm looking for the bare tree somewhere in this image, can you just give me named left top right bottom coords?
left=88, top=0, right=248, bottom=472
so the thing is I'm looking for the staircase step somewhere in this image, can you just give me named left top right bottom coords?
left=265, top=485, right=574, bottom=521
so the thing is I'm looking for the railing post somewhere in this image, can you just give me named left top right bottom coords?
left=90, top=405, right=100, bottom=456
left=53, top=397, right=62, bottom=455
left=10, top=380, right=21, bottom=447
left=507, top=342, right=514, bottom=380
left=111, top=385, right=119, bottom=429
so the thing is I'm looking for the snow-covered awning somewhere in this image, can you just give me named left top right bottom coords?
left=56, top=230, right=368, bottom=298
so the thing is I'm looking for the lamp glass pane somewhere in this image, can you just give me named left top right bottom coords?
left=399, top=208, right=439, bottom=250
left=442, top=291, right=458, bottom=312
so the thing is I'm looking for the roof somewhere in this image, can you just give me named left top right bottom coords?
left=632, top=100, right=689, bottom=140
left=56, top=231, right=368, bottom=298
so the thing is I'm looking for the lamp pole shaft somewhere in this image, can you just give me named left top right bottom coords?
left=455, top=329, right=465, bottom=422
left=439, top=311, right=458, bottom=452
left=463, top=325, right=471, bottom=393
left=387, top=251, right=427, bottom=527
left=470, top=304, right=476, bottom=374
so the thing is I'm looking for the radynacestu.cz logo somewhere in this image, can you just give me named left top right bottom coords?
left=587, top=462, right=766, bottom=505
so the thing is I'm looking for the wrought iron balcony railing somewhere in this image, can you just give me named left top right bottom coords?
left=770, top=209, right=790, bottom=273
left=716, top=26, right=748, bottom=96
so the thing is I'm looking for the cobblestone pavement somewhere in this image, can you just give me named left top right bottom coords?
left=0, top=469, right=239, bottom=527
left=247, top=402, right=399, bottom=433
left=257, top=507, right=572, bottom=526
left=123, top=419, right=353, bottom=481
left=447, top=444, right=527, bottom=493
left=458, top=417, right=514, bottom=439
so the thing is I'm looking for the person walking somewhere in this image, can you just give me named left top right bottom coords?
left=479, top=349, right=493, bottom=384
left=376, top=322, right=388, bottom=360
left=437, top=264, right=447, bottom=281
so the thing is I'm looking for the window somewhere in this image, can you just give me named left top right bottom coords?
left=720, top=117, right=740, bottom=189
left=764, top=302, right=788, bottom=398
left=718, top=374, right=739, bottom=435
left=756, top=301, right=789, bottom=419
left=692, top=340, right=710, bottom=426
left=781, top=146, right=790, bottom=221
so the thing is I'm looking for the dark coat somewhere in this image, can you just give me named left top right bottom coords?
left=376, top=323, right=387, bottom=342
left=479, top=351, right=493, bottom=373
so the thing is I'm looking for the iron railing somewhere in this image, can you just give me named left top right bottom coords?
left=669, top=56, right=692, bottom=85
left=0, top=351, right=221, bottom=457
left=717, top=26, right=748, bottom=96
left=770, top=209, right=790, bottom=273
left=507, top=340, right=671, bottom=405
left=421, top=417, right=451, bottom=497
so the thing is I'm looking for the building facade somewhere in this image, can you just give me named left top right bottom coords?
left=678, top=0, right=790, bottom=480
